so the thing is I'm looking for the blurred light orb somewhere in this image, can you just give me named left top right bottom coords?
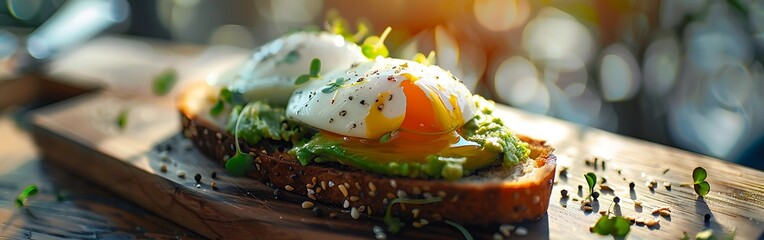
left=8, top=0, right=42, bottom=21
left=598, top=44, right=641, bottom=102
left=710, top=61, right=754, bottom=108
left=643, top=36, right=680, bottom=98
left=209, top=24, right=255, bottom=48
left=685, top=3, right=752, bottom=71
left=0, top=30, right=18, bottom=60
left=473, top=0, right=529, bottom=31
left=493, top=56, right=549, bottom=114
left=256, top=0, right=322, bottom=24
left=522, top=8, right=595, bottom=70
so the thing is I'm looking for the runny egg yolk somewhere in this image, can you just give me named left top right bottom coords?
left=328, top=73, right=494, bottom=169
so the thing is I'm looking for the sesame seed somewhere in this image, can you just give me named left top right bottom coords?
left=358, top=205, right=366, bottom=212
left=704, top=214, right=711, bottom=222
left=321, top=181, right=327, bottom=190
left=412, top=186, right=422, bottom=195
left=344, top=182, right=350, bottom=189
left=306, top=183, right=314, bottom=189
left=316, top=188, right=322, bottom=194
left=339, top=184, right=349, bottom=197
left=194, top=173, right=202, bottom=183
left=254, top=157, right=262, bottom=164
left=412, top=221, right=423, bottom=228
left=312, top=177, right=317, bottom=185
left=397, top=190, right=407, bottom=198
left=160, top=164, right=167, bottom=173
left=350, top=196, right=359, bottom=201
left=302, top=201, right=315, bottom=209
left=629, top=182, right=636, bottom=189
left=368, top=182, right=377, bottom=191
left=492, top=233, right=503, bottom=240
left=343, top=199, right=350, bottom=208
left=339, top=110, right=347, bottom=117
left=176, top=170, right=186, bottom=178
left=368, top=191, right=376, bottom=197
left=634, top=200, right=642, bottom=206
left=351, top=207, right=360, bottom=219
left=659, top=210, right=671, bottom=217
left=613, top=196, right=620, bottom=204
left=255, top=163, right=261, bottom=171
left=389, top=179, right=397, bottom=188
left=285, top=185, right=294, bottom=191
left=560, top=189, right=568, bottom=197
left=646, top=219, right=660, bottom=227
left=329, top=212, right=338, bottom=218
left=355, top=182, right=362, bottom=190
left=515, top=226, right=528, bottom=236
left=328, top=181, right=335, bottom=188
left=412, top=208, right=420, bottom=218
left=499, top=224, right=515, bottom=237
left=437, top=190, right=446, bottom=198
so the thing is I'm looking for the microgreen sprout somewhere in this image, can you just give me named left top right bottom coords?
left=692, top=167, right=710, bottom=197
left=412, top=51, right=436, bottom=66
left=295, top=58, right=322, bottom=85
left=444, top=220, right=474, bottom=240
left=361, top=27, right=392, bottom=59
left=16, top=184, right=38, bottom=207
left=321, top=77, right=347, bottom=93
left=116, top=108, right=129, bottom=130
left=591, top=203, right=630, bottom=238
left=584, top=172, right=597, bottom=201
left=152, top=68, right=177, bottom=96
left=225, top=104, right=255, bottom=177
left=325, top=9, right=370, bottom=43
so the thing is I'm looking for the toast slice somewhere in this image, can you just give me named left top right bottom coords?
left=178, top=83, right=556, bottom=224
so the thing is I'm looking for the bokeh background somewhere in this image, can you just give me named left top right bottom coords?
left=2, top=0, right=763, bottom=169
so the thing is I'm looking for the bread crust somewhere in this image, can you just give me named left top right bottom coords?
left=178, top=84, right=556, bottom=224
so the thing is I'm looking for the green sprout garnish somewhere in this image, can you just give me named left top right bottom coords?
left=383, top=197, right=442, bottom=234
left=584, top=172, right=596, bottom=200
left=210, top=88, right=234, bottom=116
left=592, top=215, right=631, bottom=237
left=281, top=50, right=300, bottom=64
left=295, top=58, right=322, bottom=85
left=412, top=51, right=436, bottom=66
left=692, top=167, right=710, bottom=197
left=444, top=220, right=474, bottom=240
left=361, top=27, right=392, bottom=59
left=16, top=184, right=39, bottom=207
left=592, top=203, right=631, bottom=238
left=152, top=68, right=177, bottom=96
left=325, top=9, right=369, bottom=43
left=225, top=104, right=255, bottom=177
left=116, top=108, right=129, bottom=130
left=321, top=77, right=347, bottom=93
left=379, top=131, right=396, bottom=143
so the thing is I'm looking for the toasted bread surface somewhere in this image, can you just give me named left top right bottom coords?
left=178, top=83, right=556, bottom=224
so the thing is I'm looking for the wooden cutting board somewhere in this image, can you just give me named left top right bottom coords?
left=29, top=91, right=764, bottom=240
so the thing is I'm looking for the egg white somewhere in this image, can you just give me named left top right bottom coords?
left=287, top=58, right=477, bottom=139
left=209, top=32, right=368, bottom=105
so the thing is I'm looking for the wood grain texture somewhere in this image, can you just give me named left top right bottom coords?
left=29, top=92, right=764, bottom=240
left=0, top=114, right=200, bottom=239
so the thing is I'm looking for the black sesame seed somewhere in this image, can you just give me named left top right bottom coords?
left=312, top=206, right=324, bottom=217
left=329, top=118, right=334, bottom=123
left=194, top=173, right=202, bottom=183
left=352, top=123, right=357, bottom=128
left=629, top=182, right=636, bottom=189
left=388, top=95, right=393, bottom=101
left=211, top=171, right=217, bottom=179
left=578, top=185, right=583, bottom=191
left=349, top=96, right=354, bottom=100
left=360, top=100, right=366, bottom=105
left=561, top=189, right=568, bottom=197
left=592, top=192, right=600, bottom=200
left=339, top=110, right=347, bottom=117
left=290, top=174, right=298, bottom=180
left=377, top=104, right=384, bottom=111
left=704, top=213, right=711, bottom=222
left=273, top=188, right=282, bottom=197
left=613, top=196, right=620, bottom=204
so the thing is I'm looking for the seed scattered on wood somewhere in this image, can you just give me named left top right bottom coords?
left=592, top=192, right=600, bottom=200
left=160, top=164, right=167, bottom=173
left=351, top=207, right=360, bottom=219
left=636, top=218, right=645, bottom=225
left=704, top=213, right=711, bottom=222
left=350, top=196, right=359, bottom=201
left=343, top=199, right=350, bottom=208
left=652, top=207, right=671, bottom=214
left=583, top=205, right=593, bottom=211
left=302, top=201, right=315, bottom=209
left=634, top=200, right=642, bottom=206
left=561, top=189, right=569, bottom=198
left=312, top=207, right=323, bottom=217
left=194, top=173, right=202, bottom=183
left=599, top=210, right=607, bottom=215
left=663, top=182, right=672, bottom=190
left=176, top=170, right=186, bottom=178
left=659, top=210, right=671, bottom=217
left=600, top=184, right=612, bottom=191
left=629, top=182, right=635, bottom=189
left=492, top=233, right=503, bottom=240
left=285, top=185, right=294, bottom=191
left=329, top=212, right=338, bottom=218
left=412, top=208, right=420, bottom=218
left=613, top=196, right=620, bottom=204
left=499, top=224, right=515, bottom=237
left=211, top=171, right=217, bottom=179
left=515, top=226, right=528, bottom=236
left=645, top=219, right=660, bottom=227
left=210, top=181, right=217, bottom=189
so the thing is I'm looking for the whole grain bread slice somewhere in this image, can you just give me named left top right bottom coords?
left=178, top=83, right=556, bottom=224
